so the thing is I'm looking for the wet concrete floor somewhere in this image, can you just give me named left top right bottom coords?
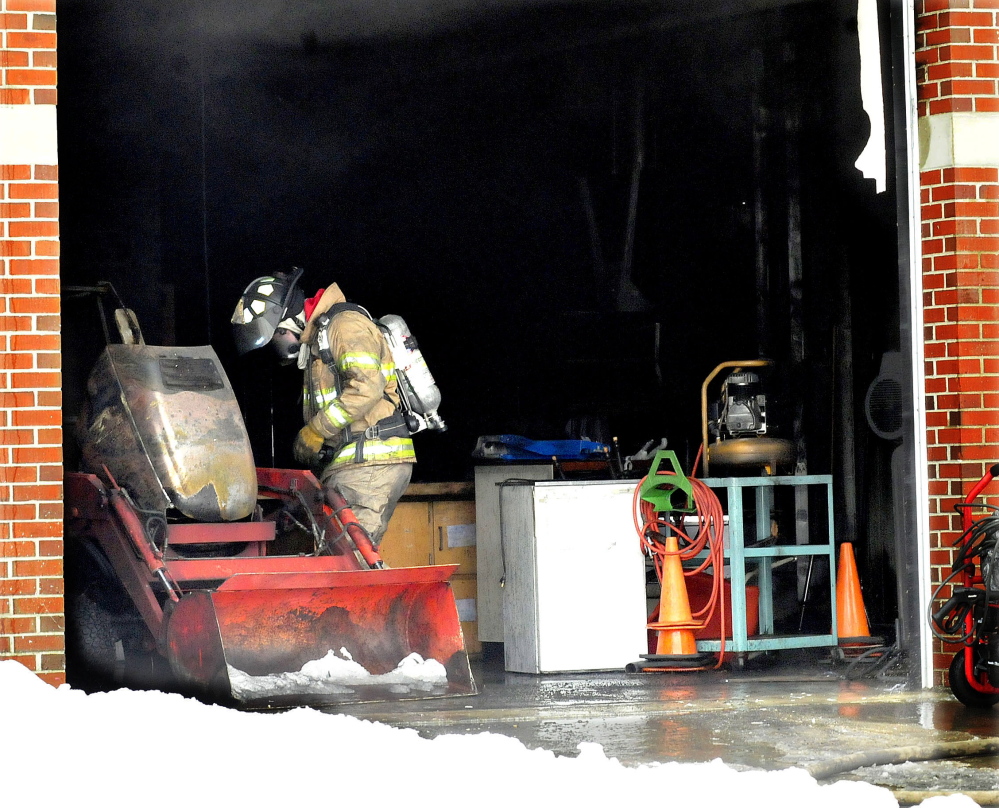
left=333, top=648, right=999, bottom=802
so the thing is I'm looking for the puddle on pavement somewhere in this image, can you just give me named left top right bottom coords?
left=413, top=713, right=785, bottom=769
left=335, top=653, right=999, bottom=790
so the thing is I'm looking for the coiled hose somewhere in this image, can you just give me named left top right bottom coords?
left=633, top=466, right=728, bottom=667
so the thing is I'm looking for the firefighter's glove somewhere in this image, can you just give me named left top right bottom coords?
left=294, top=423, right=327, bottom=468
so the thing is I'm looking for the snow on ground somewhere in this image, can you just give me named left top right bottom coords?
left=0, top=660, right=980, bottom=808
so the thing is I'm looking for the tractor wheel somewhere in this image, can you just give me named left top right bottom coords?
left=64, top=539, right=156, bottom=692
left=949, top=651, right=999, bottom=709
left=67, top=589, right=125, bottom=688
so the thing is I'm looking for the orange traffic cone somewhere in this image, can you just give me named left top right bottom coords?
left=650, top=534, right=701, bottom=655
left=626, top=533, right=715, bottom=672
left=836, top=542, right=872, bottom=645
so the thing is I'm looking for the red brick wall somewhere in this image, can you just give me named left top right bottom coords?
left=917, top=0, right=999, bottom=684
left=917, top=3, right=999, bottom=115
left=0, top=0, right=63, bottom=685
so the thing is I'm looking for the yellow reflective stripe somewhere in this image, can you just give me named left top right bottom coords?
left=312, top=387, right=339, bottom=407
left=340, top=352, right=381, bottom=370
left=331, top=438, right=416, bottom=465
left=338, top=352, right=397, bottom=384
left=325, top=401, right=352, bottom=427
left=305, top=389, right=351, bottom=427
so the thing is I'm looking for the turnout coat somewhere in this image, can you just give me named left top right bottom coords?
left=299, top=283, right=416, bottom=471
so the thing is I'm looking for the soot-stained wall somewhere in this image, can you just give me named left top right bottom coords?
left=57, top=0, right=904, bottom=621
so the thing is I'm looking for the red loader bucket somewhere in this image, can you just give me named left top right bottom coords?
left=165, top=565, right=476, bottom=708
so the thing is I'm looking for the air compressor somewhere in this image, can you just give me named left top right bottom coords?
left=701, top=360, right=794, bottom=475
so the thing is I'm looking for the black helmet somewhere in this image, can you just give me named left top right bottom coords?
left=231, top=267, right=306, bottom=356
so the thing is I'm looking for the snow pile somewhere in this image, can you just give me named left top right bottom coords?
left=0, top=660, right=980, bottom=808
left=228, top=649, right=448, bottom=699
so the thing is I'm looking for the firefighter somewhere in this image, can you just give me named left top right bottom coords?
left=231, top=268, right=415, bottom=548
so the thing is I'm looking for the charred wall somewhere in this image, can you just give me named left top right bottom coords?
left=57, top=0, right=907, bottom=628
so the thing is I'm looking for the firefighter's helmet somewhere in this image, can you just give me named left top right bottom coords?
left=231, top=267, right=306, bottom=356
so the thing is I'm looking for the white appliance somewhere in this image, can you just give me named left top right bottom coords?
left=499, top=480, right=649, bottom=673
left=474, top=464, right=554, bottom=643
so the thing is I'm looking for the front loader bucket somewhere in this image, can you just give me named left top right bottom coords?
left=164, top=566, right=476, bottom=708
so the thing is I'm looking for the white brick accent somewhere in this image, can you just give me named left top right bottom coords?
left=0, top=105, right=58, bottom=164
left=919, top=111, right=999, bottom=171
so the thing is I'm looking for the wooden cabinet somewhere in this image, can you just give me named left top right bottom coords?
left=379, top=495, right=476, bottom=573
left=378, top=483, right=480, bottom=653
left=378, top=501, right=435, bottom=568
left=448, top=574, right=481, bottom=655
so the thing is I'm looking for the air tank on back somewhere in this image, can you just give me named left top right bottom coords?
left=378, top=314, right=446, bottom=434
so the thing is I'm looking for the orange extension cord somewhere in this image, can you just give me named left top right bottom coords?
left=632, top=452, right=728, bottom=668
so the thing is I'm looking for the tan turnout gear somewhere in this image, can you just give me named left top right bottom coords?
left=328, top=462, right=413, bottom=548
left=300, top=284, right=416, bottom=474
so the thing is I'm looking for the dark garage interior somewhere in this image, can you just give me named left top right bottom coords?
left=55, top=0, right=918, bottom=678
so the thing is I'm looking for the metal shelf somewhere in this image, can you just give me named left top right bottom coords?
left=692, top=474, right=838, bottom=655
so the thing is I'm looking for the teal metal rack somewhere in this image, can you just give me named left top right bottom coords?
left=693, top=474, right=839, bottom=656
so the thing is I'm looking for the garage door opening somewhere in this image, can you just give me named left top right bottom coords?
left=57, top=0, right=927, bottom=683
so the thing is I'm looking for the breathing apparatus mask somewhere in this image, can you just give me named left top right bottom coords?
left=231, top=267, right=306, bottom=362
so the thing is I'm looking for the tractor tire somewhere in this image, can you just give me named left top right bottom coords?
left=64, top=539, right=157, bottom=693
left=67, top=589, right=125, bottom=687
left=949, top=651, right=999, bottom=709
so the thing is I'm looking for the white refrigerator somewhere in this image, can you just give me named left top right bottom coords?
left=499, top=479, right=649, bottom=673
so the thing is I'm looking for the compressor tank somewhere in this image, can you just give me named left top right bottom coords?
left=75, top=343, right=257, bottom=522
